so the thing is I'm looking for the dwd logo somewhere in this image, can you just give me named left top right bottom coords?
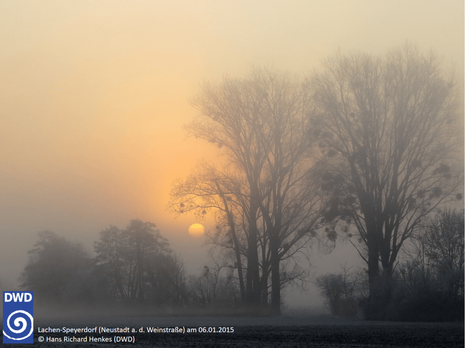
left=3, top=292, right=34, bottom=344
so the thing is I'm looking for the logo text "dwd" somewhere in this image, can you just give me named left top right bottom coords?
left=4, top=292, right=33, bottom=302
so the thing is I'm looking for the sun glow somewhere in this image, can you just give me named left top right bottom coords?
left=188, top=223, right=205, bottom=238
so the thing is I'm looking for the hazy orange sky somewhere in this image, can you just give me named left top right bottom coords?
left=0, top=1, right=463, bottom=302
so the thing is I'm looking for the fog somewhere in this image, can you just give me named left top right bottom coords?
left=0, top=0, right=463, bottom=314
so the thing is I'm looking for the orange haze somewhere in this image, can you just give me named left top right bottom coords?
left=0, top=1, right=462, bottom=293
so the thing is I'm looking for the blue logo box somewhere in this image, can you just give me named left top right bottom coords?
left=3, top=291, right=34, bottom=344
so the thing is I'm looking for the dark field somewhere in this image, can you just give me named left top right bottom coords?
left=10, top=313, right=463, bottom=348
left=37, top=324, right=462, bottom=348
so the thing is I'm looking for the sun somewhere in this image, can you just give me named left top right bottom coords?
left=188, top=223, right=205, bottom=238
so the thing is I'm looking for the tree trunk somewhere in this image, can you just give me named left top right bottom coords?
left=270, top=231, right=281, bottom=315
left=366, top=233, right=380, bottom=296
left=215, top=182, right=246, bottom=303
left=246, top=192, right=261, bottom=308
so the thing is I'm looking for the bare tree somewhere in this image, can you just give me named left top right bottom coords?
left=307, top=43, right=463, bottom=313
left=173, top=67, right=328, bottom=313
left=94, top=220, right=183, bottom=305
left=391, top=209, right=464, bottom=321
left=170, top=163, right=248, bottom=303
left=419, top=209, right=464, bottom=297
left=94, top=226, right=128, bottom=301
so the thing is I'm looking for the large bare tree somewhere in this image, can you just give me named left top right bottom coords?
left=307, top=44, right=463, bottom=314
left=171, top=67, right=328, bottom=313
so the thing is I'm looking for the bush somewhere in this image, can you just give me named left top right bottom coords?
left=389, top=285, right=463, bottom=322
left=315, top=268, right=365, bottom=318
left=361, top=261, right=464, bottom=322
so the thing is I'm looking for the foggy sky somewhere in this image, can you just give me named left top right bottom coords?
left=0, top=1, right=463, bottom=307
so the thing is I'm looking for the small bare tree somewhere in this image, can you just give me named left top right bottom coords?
left=418, top=209, right=464, bottom=298
left=393, top=209, right=464, bottom=321
left=94, top=220, right=184, bottom=306
left=170, top=162, right=248, bottom=303
left=315, top=266, right=365, bottom=317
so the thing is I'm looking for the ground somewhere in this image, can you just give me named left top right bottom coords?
left=3, top=310, right=463, bottom=347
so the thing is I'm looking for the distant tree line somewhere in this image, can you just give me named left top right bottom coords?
left=20, top=219, right=242, bottom=313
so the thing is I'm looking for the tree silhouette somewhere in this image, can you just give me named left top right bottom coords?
left=173, top=67, right=328, bottom=313
left=170, top=163, right=247, bottom=302
left=20, top=231, right=91, bottom=304
left=94, top=220, right=184, bottom=305
left=420, top=209, right=464, bottom=298
left=307, top=43, right=463, bottom=316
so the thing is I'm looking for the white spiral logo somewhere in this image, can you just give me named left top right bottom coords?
left=3, top=310, right=34, bottom=341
